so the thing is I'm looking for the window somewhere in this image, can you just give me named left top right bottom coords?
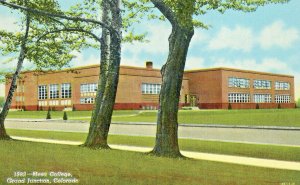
left=80, top=97, right=95, bottom=104
left=228, top=93, right=250, bottom=103
left=80, top=83, right=97, bottom=93
left=275, top=95, right=290, bottom=103
left=275, top=81, right=290, bottom=90
left=228, top=77, right=250, bottom=88
left=253, top=94, right=272, bottom=103
left=253, top=80, right=271, bottom=89
left=49, top=84, right=59, bottom=99
left=61, top=83, right=72, bottom=98
left=38, top=85, right=47, bottom=100
left=141, top=83, right=161, bottom=94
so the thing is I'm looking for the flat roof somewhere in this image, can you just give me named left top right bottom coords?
left=20, top=64, right=294, bottom=78
left=184, top=67, right=294, bottom=78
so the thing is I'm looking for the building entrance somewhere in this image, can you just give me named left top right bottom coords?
left=190, top=95, right=197, bottom=107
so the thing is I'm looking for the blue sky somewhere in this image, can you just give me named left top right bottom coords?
left=0, top=0, right=299, bottom=98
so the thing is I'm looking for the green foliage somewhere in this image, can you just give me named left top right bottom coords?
left=46, top=108, right=51, bottom=119
left=0, top=0, right=98, bottom=71
left=296, top=98, right=300, bottom=108
left=63, top=111, right=68, bottom=121
left=137, top=0, right=289, bottom=28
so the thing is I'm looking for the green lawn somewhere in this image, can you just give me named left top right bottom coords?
left=7, top=129, right=300, bottom=162
left=7, top=110, right=139, bottom=120
left=7, top=109, right=300, bottom=127
left=1, top=140, right=299, bottom=185
left=112, top=109, right=300, bottom=127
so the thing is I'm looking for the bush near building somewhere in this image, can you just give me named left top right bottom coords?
left=63, top=111, right=68, bottom=120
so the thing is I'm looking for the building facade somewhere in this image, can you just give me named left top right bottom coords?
left=5, top=62, right=295, bottom=110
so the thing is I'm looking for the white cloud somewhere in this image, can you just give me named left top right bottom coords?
left=259, top=21, right=299, bottom=49
left=0, top=16, right=20, bottom=32
left=123, top=23, right=171, bottom=55
left=211, top=58, right=258, bottom=70
left=185, top=57, right=205, bottom=70
left=69, top=52, right=100, bottom=67
left=190, top=29, right=208, bottom=47
left=210, top=57, right=289, bottom=74
left=208, top=26, right=254, bottom=52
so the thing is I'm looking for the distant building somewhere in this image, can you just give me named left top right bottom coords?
left=5, top=62, right=295, bottom=110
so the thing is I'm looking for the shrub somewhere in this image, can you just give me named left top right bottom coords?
left=46, top=108, right=51, bottom=119
left=63, top=111, right=68, bottom=121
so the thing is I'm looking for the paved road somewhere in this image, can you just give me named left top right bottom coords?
left=5, top=120, right=300, bottom=147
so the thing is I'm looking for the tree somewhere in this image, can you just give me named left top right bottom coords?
left=84, top=0, right=122, bottom=149
left=147, top=0, right=289, bottom=157
left=0, top=0, right=92, bottom=139
left=296, top=98, right=300, bottom=108
left=0, top=0, right=145, bottom=146
left=0, top=10, right=30, bottom=140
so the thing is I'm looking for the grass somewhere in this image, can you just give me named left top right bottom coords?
left=7, top=110, right=139, bottom=120
left=1, top=140, right=299, bottom=185
left=112, top=109, right=300, bottom=127
left=7, top=129, right=300, bottom=162
left=7, top=109, right=300, bottom=127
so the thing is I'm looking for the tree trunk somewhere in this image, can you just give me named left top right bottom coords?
left=0, top=15, right=30, bottom=140
left=83, top=0, right=122, bottom=149
left=84, top=0, right=111, bottom=148
left=151, top=25, right=194, bottom=157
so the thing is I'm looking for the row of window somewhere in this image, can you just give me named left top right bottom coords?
left=228, top=93, right=291, bottom=103
left=39, top=83, right=100, bottom=100
left=80, top=97, right=95, bottom=104
left=228, top=77, right=290, bottom=90
left=38, top=83, right=71, bottom=100
left=141, top=83, right=161, bottom=94
left=80, top=83, right=97, bottom=93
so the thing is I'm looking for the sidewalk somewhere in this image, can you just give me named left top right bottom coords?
left=6, top=118, right=300, bottom=130
left=10, top=136, right=300, bottom=172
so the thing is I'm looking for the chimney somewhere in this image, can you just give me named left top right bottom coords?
left=146, top=61, right=153, bottom=69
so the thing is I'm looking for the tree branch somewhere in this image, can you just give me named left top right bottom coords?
left=150, top=0, right=176, bottom=26
left=0, top=0, right=114, bottom=32
left=36, top=28, right=101, bottom=43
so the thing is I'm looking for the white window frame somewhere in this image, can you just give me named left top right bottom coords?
left=228, top=77, right=250, bottom=88
left=275, top=81, right=290, bottom=90
left=228, top=93, right=250, bottom=103
left=253, top=94, right=272, bottom=103
left=38, top=85, right=47, bottom=100
left=275, top=95, right=291, bottom=103
left=49, top=84, right=59, bottom=99
left=61, top=83, right=72, bottom=99
left=80, top=83, right=97, bottom=93
left=253, top=80, right=271, bottom=89
left=141, top=83, right=161, bottom=94
left=80, top=97, right=95, bottom=104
